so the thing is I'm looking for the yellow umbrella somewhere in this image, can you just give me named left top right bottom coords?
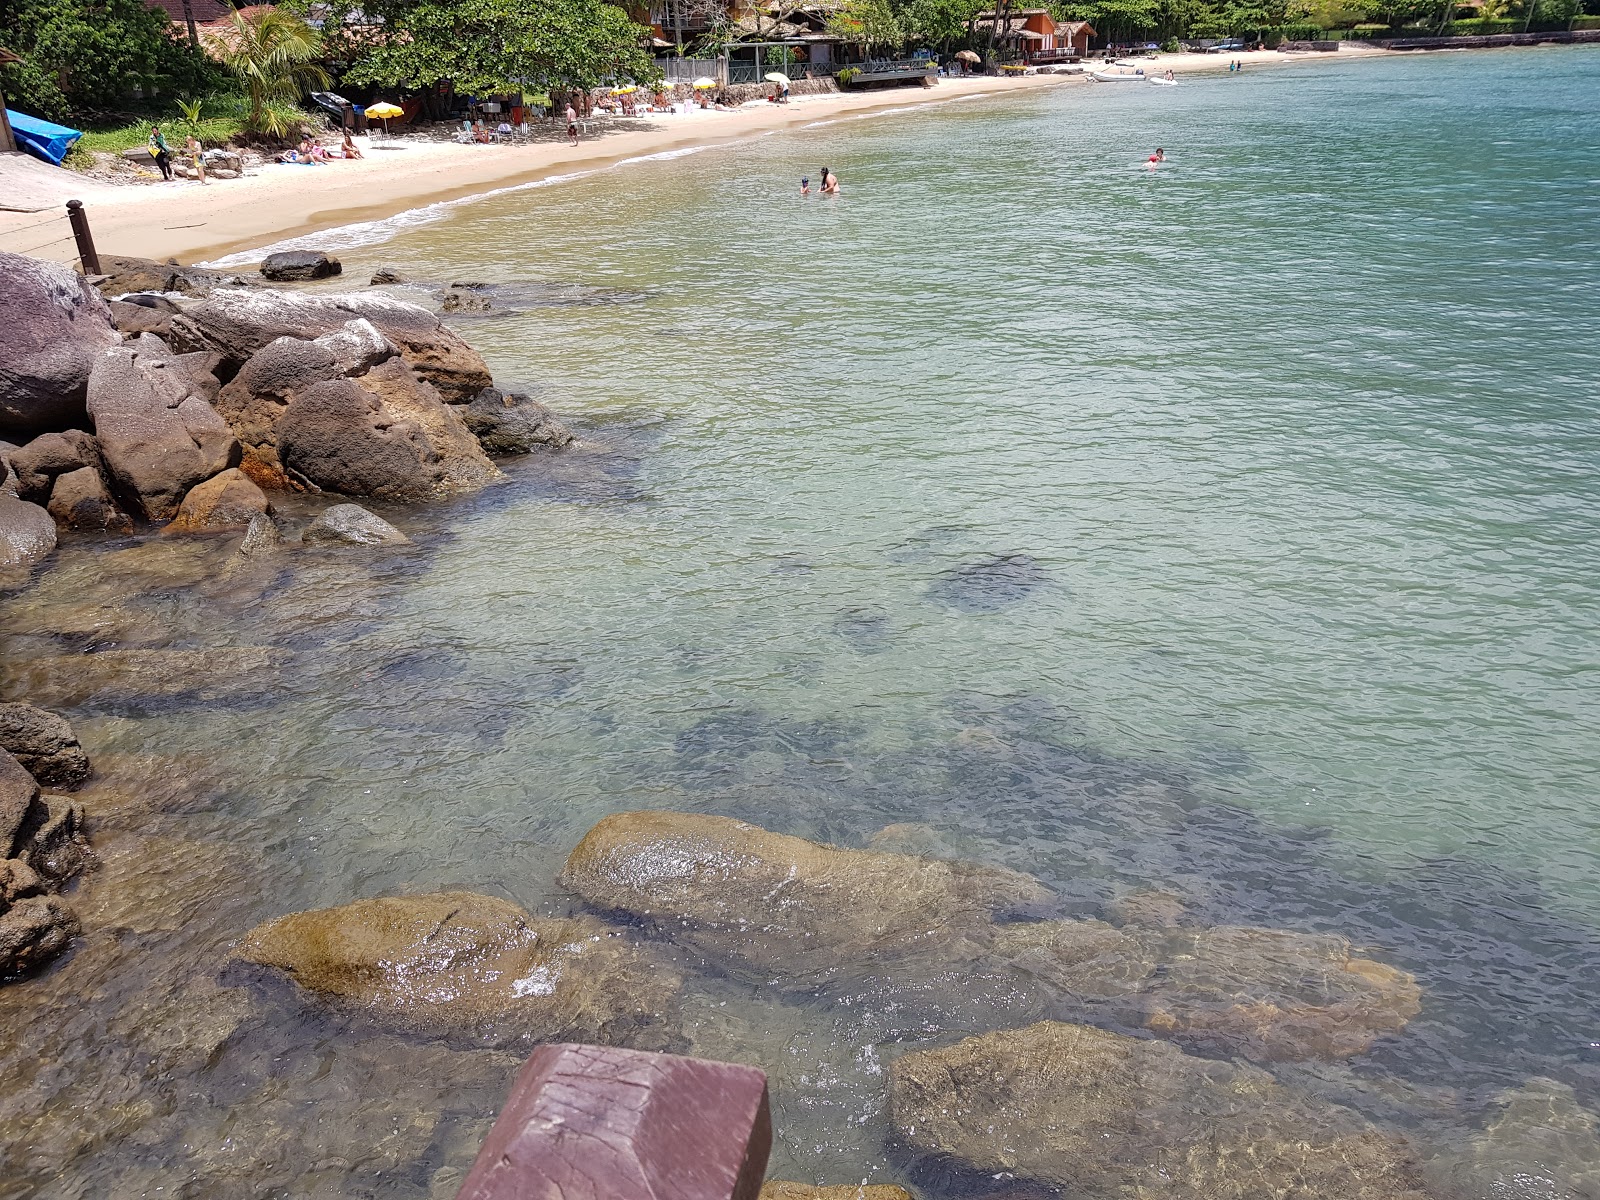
left=612, top=85, right=639, bottom=95
left=365, top=101, right=403, bottom=135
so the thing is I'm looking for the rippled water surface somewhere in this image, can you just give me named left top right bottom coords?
left=4, top=46, right=1600, bottom=1198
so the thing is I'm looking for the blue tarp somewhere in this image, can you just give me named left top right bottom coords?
left=7, top=109, right=83, bottom=166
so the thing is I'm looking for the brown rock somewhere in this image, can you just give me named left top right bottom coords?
left=107, top=298, right=176, bottom=339
left=47, top=466, right=133, bottom=533
left=6, top=430, right=101, bottom=504
left=0, top=493, right=57, bottom=574
left=234, top=890, right=682, bottom=1045
left=0, top=748, right=42, bottom=858
left=0, top=704, right=89, bottom=791
left=2, top=646, right=289, bottom=710
left=165, top=468, right=271, bottom=533
left=0, top=894, right=79, bottom=977
left=92, top=254, right=253, bottom=298
left=456, top=1043, right=771, bottom=1200
left=888, top=1021, right=1432, bottom=1199
left=761, top=1185, right=915, bottom=1200
left=561, top=811, right=1052, bottom=983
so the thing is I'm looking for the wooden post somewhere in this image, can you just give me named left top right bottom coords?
left=65, top=200, right=101, bottom=275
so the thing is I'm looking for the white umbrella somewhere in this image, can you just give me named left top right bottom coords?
left=692, top=76, right=717, bottom=89
left=765, top=71, right=791, bottom=86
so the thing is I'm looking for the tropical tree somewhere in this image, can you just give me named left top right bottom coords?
left=828, top=0, right=907, bottom=52
left=214, top=8, right=331, bottom=136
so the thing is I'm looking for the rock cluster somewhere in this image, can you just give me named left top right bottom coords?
left=0, top=706, right=91, bottom=979
left=0, top=249, right=574, bottom=582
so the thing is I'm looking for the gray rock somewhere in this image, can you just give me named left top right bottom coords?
left=47, top=467, right=133, bottom=533
left=107, top=298, right=176, bottom=339
left=167, top=288, right=493, bottom=402
left=0, top=748, right=41, bottom=857
left=92, top=255, right=254, bottom=299
left=0, top=251, right=121, bottom=438
left=260, top=250, right=343, bottom=282
left=369, top=267, right=407, bottom=285
left=888, top=1021, right=1432, bottom=1199
left=0, top=493, right=58, bottom=573
left=0, top=894, right=79, bottom=977
left=86, top=341, right=241, bottom=521
left=237, top=512, right=284, bottom=555
left=461, top=387, right=574, bottom=455
left=301, top=503, right=410, bottom=547
left=0, top=705, right=89, bottom=791
left=1425, top=1077, right=1600, bottom=1200
left=214, top=335, right=343, bottom=488
left=7, top=430, right=102, bottom=503
left=14, top=794, right=89, bottom=886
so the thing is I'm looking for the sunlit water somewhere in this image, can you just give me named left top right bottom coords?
left=3, top=46, right=1600, bottom=1197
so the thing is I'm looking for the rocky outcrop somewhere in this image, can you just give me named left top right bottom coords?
left=215, top=318, right=500, bottom=498
left=1425, top=1077, right=1600, bottom=1200
left=234, top=891, right=682, bottom=1046
left=165, top=468, right=271, bottom=534
left=260, top=251, right=342, bottom=282
left=86, top=340, right=239, bottom=521
left=6, top=431, right=101, bottom=504
left=167, top=288, right=493, bottom=402
left=888, top=1021, right=1433, bottom=1199
left=561, top=812, right=1052, bottom=982
left=0, top=493, right=57, bottom=574
left=0, top=749, right=37, bottom=858
left=461, top=388, right=575, bottom=455
left=301, top=503, right=410, bottom=547
left=107, top=296, right=180, bottom=339
left=974, top=918, right=1422, bottom=1061
left=0, top=704, right=89, bottom=791
left=0, top=252, right=122, bottom=438
left=92, top=254, right=255, bottom=299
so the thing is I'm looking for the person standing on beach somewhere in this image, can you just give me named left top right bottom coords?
left=566, top=102, right=579, bottom=146
left=149, top=125, right=173, bottom=181
left=184, top=133, right=207, bottom=184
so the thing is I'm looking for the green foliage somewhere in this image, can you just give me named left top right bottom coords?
left=216, top=8, right=331, bottom=136
left=828, top=0, right=907, bottom=50
left=176, top=97, right=204, bottom=126
left=836, top=66, right=862, bottom=84
left=0, top=0, right=220, bottom=123
left=60, top=94, right=310, bottom=169
left=324, top=0, right=656, bottom=94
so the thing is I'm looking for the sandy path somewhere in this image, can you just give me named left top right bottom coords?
left=0, top=49, right=1377, bottom=268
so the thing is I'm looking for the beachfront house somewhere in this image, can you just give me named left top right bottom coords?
left=972, top=11, right=1095, bottom=62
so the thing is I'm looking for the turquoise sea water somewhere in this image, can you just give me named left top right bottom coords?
left=3, top=45, right=1600, bottom=1197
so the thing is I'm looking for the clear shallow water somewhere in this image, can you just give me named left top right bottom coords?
left=3, top=46, right=1600, bottom=1197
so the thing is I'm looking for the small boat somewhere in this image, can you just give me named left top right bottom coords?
left=1091, top=69, right=1145, bottom=82
left=1148, top=75, right=1178, bottom=85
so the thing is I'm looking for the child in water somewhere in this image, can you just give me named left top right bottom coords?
left=801, top=176, right=810, bottom=195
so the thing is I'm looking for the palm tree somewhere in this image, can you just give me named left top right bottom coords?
left=216, top=8, right=332, bottom=137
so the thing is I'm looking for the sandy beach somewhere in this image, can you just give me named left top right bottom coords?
left=0, top=47, right=1381, bottom=269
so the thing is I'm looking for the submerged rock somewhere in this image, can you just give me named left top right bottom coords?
left=301, top=503, right=410, bottom=547
left=888, top=1021, right=1432, bottom=1198
left=2, top=646, right=289, bottom=710
left=761, top=1186, right=914, bottom=1200
left=975, top=918, right=1421, bottom=1061
left=926, top=553, right=1051, bottom=613
left=234, top=891, right=681, bottom=1046
left=0, top=894, right=79, bottom=978
left=0, top=251, right=121, bottom=438
left=561, top=811, right=1051, bottom=982
left=1426, top=1076, right=1600, bottom=1200
left=0, top=704, right=89, bottom=791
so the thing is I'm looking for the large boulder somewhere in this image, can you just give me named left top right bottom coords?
left=0, top=494, right=57, bottom=574
left=974, top=918, right=1422, bottom=1061
left=86, top=342, right=241, bottom=521
left=6, top=430, right=102, bottom=504
left=107, top=296, right=180, bottom=339
left=561, top=812, right=1052, bottom=983
left=259, top=250, right=342, bottom=282
left=0, top=704, right=89, bottom=791
left=301, top=503, right=409, bottom=547
left=47, top=466, right=133, bottom=533
left=91, top=255, right=254, bottom=299
left=214, top=333, right=344, bottom=487
left=462, top=387, right=575, bottom=455
left=277, top=365, right=500, bottom=500
left=167, top=288, right=493, bottom=401
left=234, top=891, right=682, bottom=1046
left=165, top=468, right=271, bottom=534
left=888, top=1021, right=1432, bottom=1199
left=0, top=252, right=121, bottom=438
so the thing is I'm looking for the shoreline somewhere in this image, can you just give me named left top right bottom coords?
left=0, top=50, right=1378, bottom=269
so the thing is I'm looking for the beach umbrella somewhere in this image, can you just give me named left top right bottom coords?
left=366, top=100, right=403, bottom=135
left=693, top=77, right=717, bottom=89
left=764, top=71, right=791, bottom=86
left=955, top=49, right=981, bottom=63
left=612, top=84, right=639, bottom=94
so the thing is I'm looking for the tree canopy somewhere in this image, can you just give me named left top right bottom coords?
left=305, top=0, right=658, bottom=95
left=0, top=0, right=218, bottom=122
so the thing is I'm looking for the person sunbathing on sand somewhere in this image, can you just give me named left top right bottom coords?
left=341, top=131, right=363, bottom=159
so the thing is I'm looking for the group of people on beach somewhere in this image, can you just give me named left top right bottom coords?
left=147, top=125, right=208, bottom=183
left=800, top=167, right=840, bottom=196
left=276, top=131, right=365, bottom=165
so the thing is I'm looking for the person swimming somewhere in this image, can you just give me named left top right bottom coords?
left=801, top=176, right=810, bottom=195
left=1147, top=147, right=1165, bottom=169
left=820, top=167, right=840, bottom=195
